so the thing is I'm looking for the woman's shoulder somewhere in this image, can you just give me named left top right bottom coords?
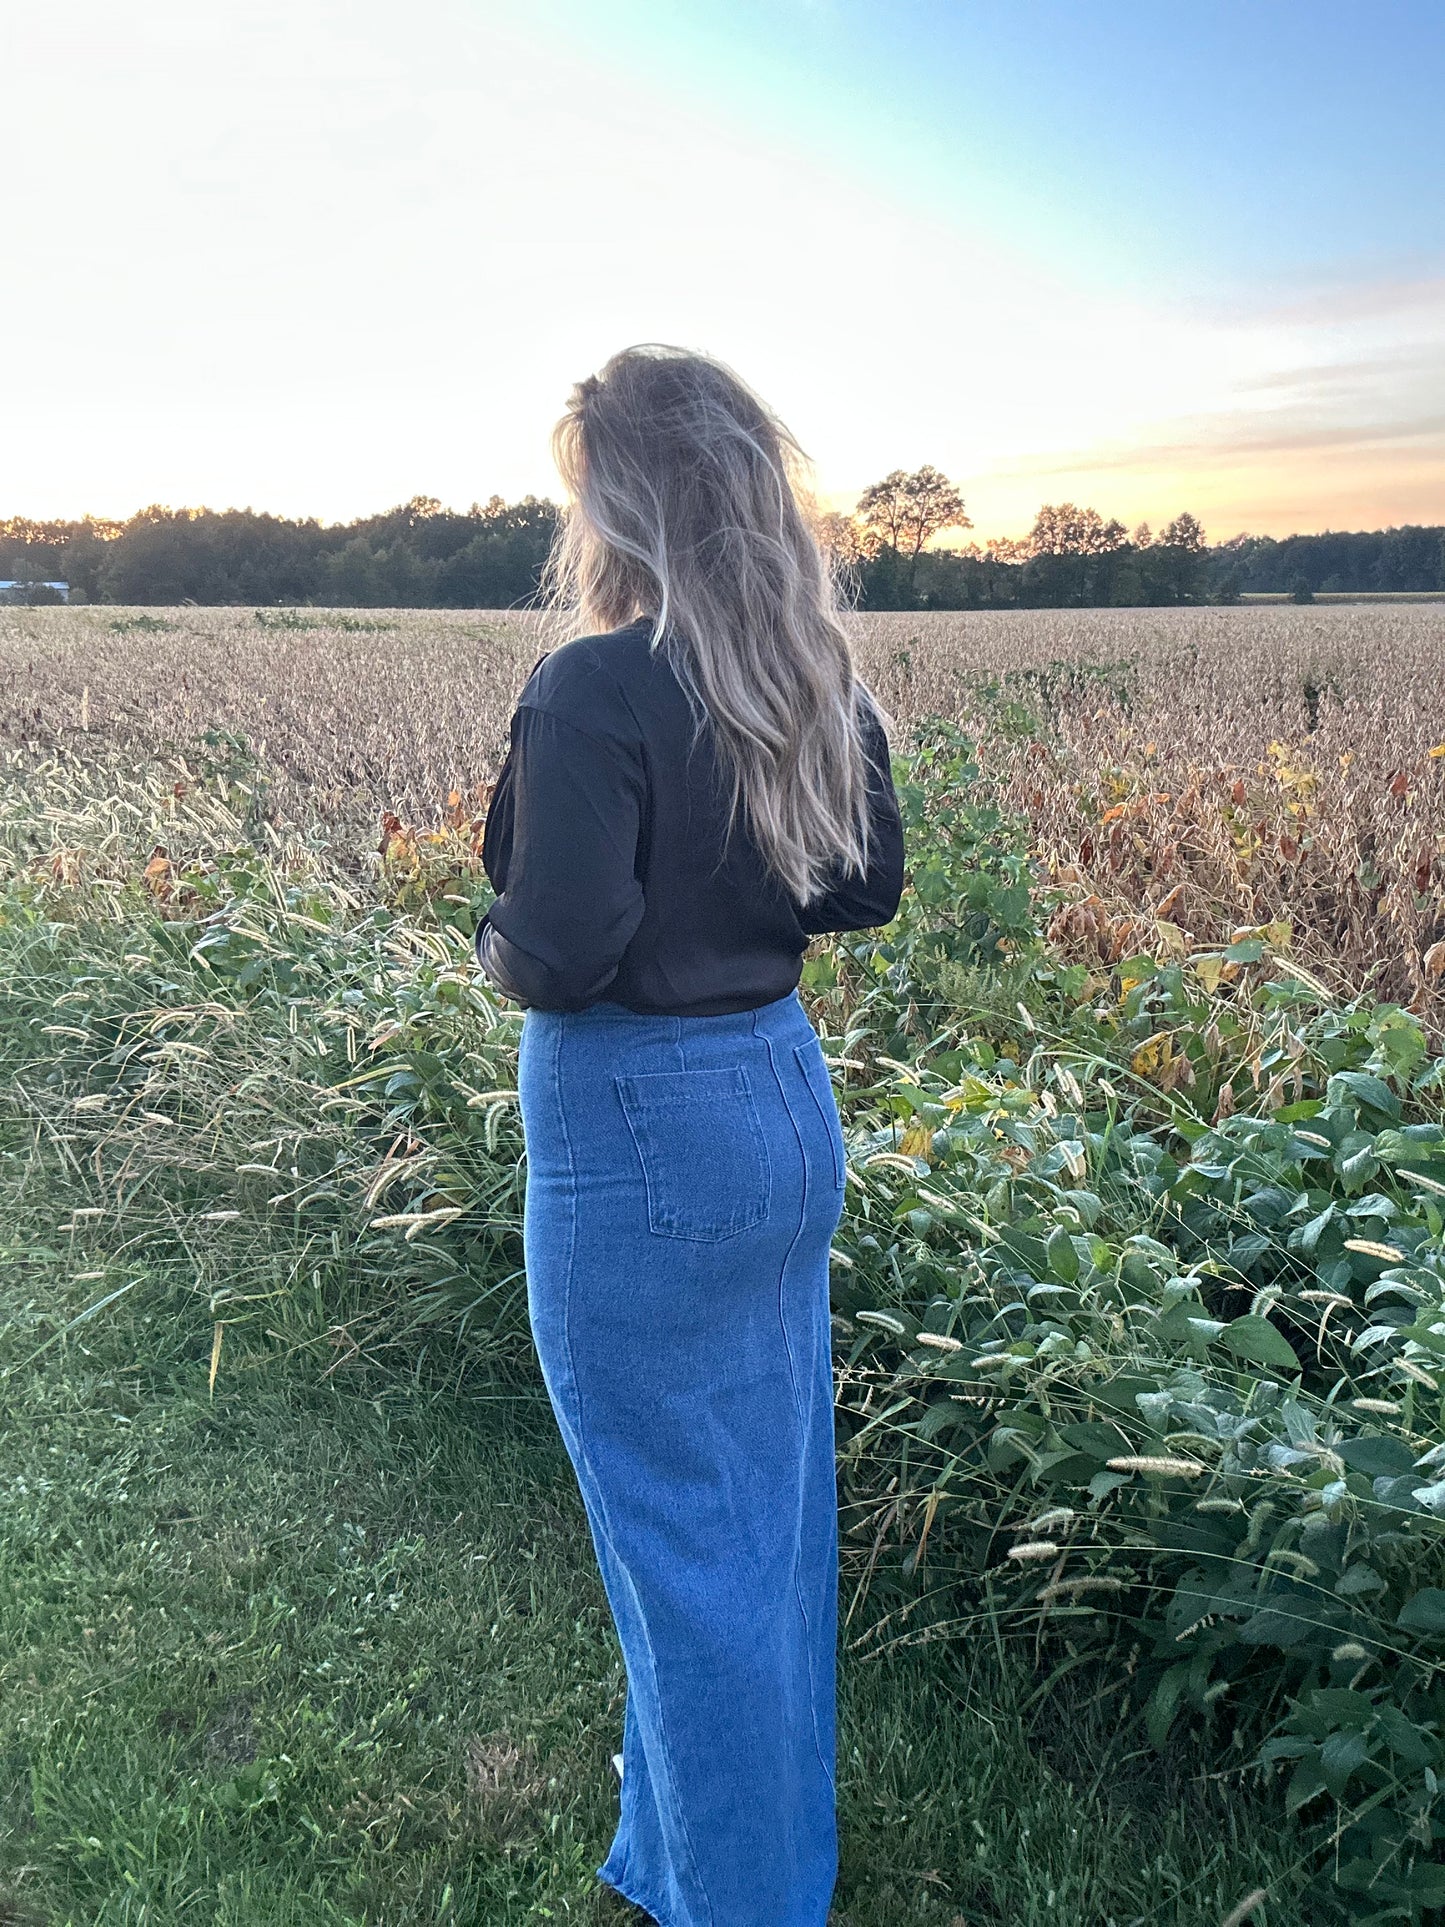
left=518, top=619, right=654, bottom=740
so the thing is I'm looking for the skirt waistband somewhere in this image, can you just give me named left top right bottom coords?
left=521, top=985, right=817, bottom=1047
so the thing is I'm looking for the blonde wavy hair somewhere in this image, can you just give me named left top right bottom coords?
left=542, top=343, right=889, bottom=906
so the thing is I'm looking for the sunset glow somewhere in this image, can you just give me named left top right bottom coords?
left=4, top=0, right=1442, bottom=540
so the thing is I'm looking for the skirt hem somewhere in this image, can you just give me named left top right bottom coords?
left=597, top=1862, right=674, bottom=1925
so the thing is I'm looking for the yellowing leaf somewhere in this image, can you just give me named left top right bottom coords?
left=899, top=1124, right=934, bottom=1159
left=1195, top=954, right=1226, bottom=993
left=143, top=852, right=174, bottom=900
left=944, top=1074, right=995, bottom=1111
left=1131, top=1034, right=1171, bottom=1078
left=1429, top=744, right=1445, bottom=759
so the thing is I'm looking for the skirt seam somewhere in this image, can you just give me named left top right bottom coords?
left=752, top=1008, right=838, bottom=1797
left=554, top=1014, right=716, bottom=1927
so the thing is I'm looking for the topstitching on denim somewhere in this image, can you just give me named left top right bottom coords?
left=553, top=1015, right=716, bottom=1927
left=751, top=1004, right=837, bottom=1796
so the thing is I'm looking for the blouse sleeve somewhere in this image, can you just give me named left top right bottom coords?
left=796, top=694, right=906, bottom=936
left=474, top=702, right=647, bottom=1011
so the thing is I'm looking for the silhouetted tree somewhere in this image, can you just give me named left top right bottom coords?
left=1026, top=504, right=1128, bottom=557
left=855, top=466, right=970, bottom=596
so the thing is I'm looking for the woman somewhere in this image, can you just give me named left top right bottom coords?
left=474, top=344, right=905, bottom=1927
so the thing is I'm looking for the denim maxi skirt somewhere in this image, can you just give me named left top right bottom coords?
left=516, top=985, right=846, bottom=1927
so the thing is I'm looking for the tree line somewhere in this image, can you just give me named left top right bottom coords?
left=826, top=468, right=1445, bottom=609
left=2, top=474, right=1442, bottom=609
left=0, top=497, right=558, bottom=610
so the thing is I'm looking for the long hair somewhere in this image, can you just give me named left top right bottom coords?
left=542, top=343, right=888, bottom=906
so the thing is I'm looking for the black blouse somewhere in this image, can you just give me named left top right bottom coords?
left=473, top=617, right=905, bottom=1017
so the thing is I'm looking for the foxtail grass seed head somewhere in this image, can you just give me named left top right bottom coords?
left=1107, top=1455, right=1207, bottom=1478
left=1219, top=1891, right=1269, bottom=1927
left=1039, top=1575, right=1125, bottom=1600
left=1023, top=1507, right=1076, bottom=1533
left=855, top=1310, right=908, bottom=1335
left=1395, top=1358, right=1439, bottom=1389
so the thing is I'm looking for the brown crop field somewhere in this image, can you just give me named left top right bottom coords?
left=4, top=601, right=1444, bottom=1025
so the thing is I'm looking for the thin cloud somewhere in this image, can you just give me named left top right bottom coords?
left=1000, top=415, right=1445, bottom=480
left=1235, top=346, right=1444, bottom=396
left=1260, top=271, right=1445, bottom=329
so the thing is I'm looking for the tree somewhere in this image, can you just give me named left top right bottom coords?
left=813, top=511, right=862, bottom=570
left=1025, top=504, right=1128, bottom=557
left=1375, top=525, right=1442, bottom=591
left=854, top=466, right=970, bottom=595
left=1140, top=512, right=1210, bottom=605
left=1159, top=511, right=1206, bottom=552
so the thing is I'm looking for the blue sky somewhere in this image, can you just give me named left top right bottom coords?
left=3, top=0, right=1442, bottom=538
left=540, top=0, right=1445, bottom=291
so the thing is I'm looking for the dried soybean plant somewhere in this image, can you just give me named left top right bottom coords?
left=0, top=606, right=546, bottom=840
left=5, top=601, right=1443, bottom=1017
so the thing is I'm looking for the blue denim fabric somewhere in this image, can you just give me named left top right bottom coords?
left=517, top=986, right=845, bottom=1926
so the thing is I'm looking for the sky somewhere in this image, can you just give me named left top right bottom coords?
left=3, top=0, right=1443, bottom=541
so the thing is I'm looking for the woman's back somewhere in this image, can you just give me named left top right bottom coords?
left=481, top=343, right=903, bottom=1927
left=477, top=614, right=904, bottom=1016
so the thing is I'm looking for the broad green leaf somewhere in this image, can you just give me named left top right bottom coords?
left=1397, top=1589, right=1445, bottom=1637
left=1330, top=1071, right=1401, bottom=1121
left=1059, top=1421, right=1131, bottom=1461
left=1045, top=1224, right=1080, bottom=1283
left=1335, top=1564, right=1386, bottom=1598
left=1285, top=1755, right=1328, bottom=1815
left=1216, top=1315, right=1302, bottom=1373
left=1373, top=1705, right=1438, bottom=1768
left=1336, top=1435, right=1418, bottom=1479
left=1319, top=1728, right=1372, bottom=1796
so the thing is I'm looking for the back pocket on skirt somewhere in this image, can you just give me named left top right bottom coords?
left=614, top=1066, right=771, bottom=1242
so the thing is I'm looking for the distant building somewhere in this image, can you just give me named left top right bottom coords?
left=0, top=580, right=70, bottom=604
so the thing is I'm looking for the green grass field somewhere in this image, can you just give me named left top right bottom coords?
left=1, top=1237, right=1321, bottom=1926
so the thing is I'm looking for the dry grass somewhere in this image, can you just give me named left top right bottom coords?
left=6, top=601, right=1443, bottom=1017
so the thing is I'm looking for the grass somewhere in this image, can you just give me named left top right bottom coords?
left=1, top=1241, right=1327, bottom=1927
left=6, top=624, right=1426, bottom=1921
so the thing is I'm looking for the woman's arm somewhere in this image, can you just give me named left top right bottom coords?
left=474, top=702, right=646, bottom=1010
left=796, top=695, right=905, bottom=935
